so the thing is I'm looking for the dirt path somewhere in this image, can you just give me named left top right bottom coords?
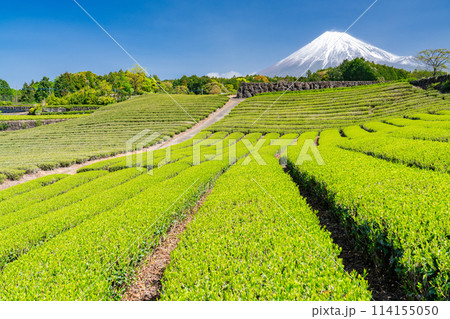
left=0, top=96, right=244, bottom=191
left=158, top=95, right=244, bottom=148
left=123, top=189, right=211, bottom=301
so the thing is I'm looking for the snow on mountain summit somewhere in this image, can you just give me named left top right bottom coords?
left=260, top=31, right=421, bottom=77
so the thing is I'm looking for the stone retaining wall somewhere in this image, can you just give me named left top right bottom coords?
left=0, top=119, right=68, bottom=131
left=0, top=106, right=31, bottom=113
left=42, top=106, right=99, bottom=112
left=236, top=81, right=378, bottom=98
left=410, top=75, right=450, bottom=90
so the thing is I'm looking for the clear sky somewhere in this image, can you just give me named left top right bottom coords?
left=1, top=0, right=449, bottom=87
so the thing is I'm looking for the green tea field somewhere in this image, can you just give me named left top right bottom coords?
left=0, top=84, right=448, bottom=301
left=0, top=94, right=228, bottom=181
left=211, top=82, right=449, bottom=133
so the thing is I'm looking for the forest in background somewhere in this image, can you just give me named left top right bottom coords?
left=0, top=58, right=446, bottom=107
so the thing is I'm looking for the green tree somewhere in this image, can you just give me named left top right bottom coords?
left=126, top=66, right=151, bottom=94
left=0, top=79, right=13, bottom=101
left=205, top=82, right=222, bottom=94
left=35, top=76, right=53, bottom=102
left=46, top=93, right=63, bottom=105
left=160, top=81, right=174, bottom=93
left=54, top=73, right=76, bottom=97
left=416, top=49, right=450, bottom=77
left=253, top=75, right=269, bottom=83
left=225, top=84, right=235, bottom=92
left=19, top=82, right=36, bottom=103
left=97, top=80, right=113, bottom=96
left=175, top=85, right=189, bottom=94
left=129, top=64, right=147, bottom=75
left=410, top=69, right=436, bottom=79
left=340, top=58, right=378, bottom=81
left=308, top=72, right=322, bottom=81
left=235, top=77, right=249, bottom=88
left=327, top=67, right=343, bottom=81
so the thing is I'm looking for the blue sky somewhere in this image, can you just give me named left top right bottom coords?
left=1, top=0, right=449, bottom=87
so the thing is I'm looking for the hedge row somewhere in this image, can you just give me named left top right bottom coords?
left=286, top=140, right=449, bottom=300
left=0, top=132, right=263, bottom=300
left=211, top=82, right=449, bottom=134
left=338, top=134, right=450, bottom=173
left=0, top=171, right=107, bottom=216
left=161, top=137, right=371, bottom=300
left=0, top=174, right=68, bottom=202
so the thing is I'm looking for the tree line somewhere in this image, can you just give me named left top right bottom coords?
left=1, top=49, right=448, bottom=106
left=17, top=66, right=159, bottom=105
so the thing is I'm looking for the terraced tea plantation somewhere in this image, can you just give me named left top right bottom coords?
left=0, top=84, right=448, bottom=301
left=211, top=82, right=449, bottom=133
left=0, top=94, right=228, bottom=181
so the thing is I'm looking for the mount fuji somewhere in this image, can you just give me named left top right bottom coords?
left=260, top=31, right=422, bottom=77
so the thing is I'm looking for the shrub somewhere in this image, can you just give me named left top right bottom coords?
left=37, top=162, right=60, bottom=171
left=441, top=79, right=450, bottom=93
left=175, top=85, right=189, bottom=94
left=18, top=165, right=40, bottom=174
left=225, top=84, right=235, bottom=92
left=287, top=140, right=450, bottom=300
left=98, top=96, right=116, bottom=105
left=0, top=123, right=8, bottom=131
left=404, top=77, right=418, bottom=82
left=0, top=174, right=6, bottom=184
left=47, top=94, right=64, bottom=105
left=0, top=174, right=69, bottom=202
left=0, top=169, right=26, bottom=181
left=428, top=83, right=441, bottom=90
left=206, top=83, right=222, bottom=95
left=75, top=158, right=89, bottom=164
left=160, top=81, right=173, bottom=92
left=28, top=107, right=42, bottom=115
left=59, top=160, right=76, bottom=167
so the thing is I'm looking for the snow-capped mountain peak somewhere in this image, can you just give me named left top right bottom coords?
left=260, top=31, right=421, bottom=77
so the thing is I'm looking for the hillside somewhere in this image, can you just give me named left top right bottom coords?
left=211, top=82, right=450, bottom=133
left=0, top=111, right=448, bottom=300
left=0, top=81, right=449, bottom=301
left=0, top=94, right=228, bottom=181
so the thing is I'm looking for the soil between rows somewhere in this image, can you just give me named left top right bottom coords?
left=124, top=179, right=407, bottom=300
left=125, top=150, right=407, bottom=301
left=123, top=189, right=212, bottom=301
left=283, top=166, right=408, bottom=301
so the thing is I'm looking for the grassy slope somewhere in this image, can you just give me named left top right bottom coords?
left=0, top=94, right=228, bottom=180
left=211, top=82, right=450, bottom=133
